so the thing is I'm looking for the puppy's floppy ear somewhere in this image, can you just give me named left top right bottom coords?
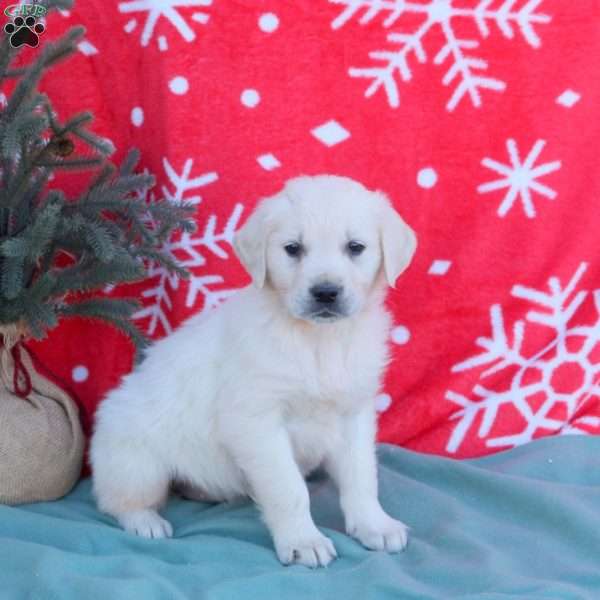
left=378, top=194, right=417, bottom=287
left=233, top=196, right=278, bottom=288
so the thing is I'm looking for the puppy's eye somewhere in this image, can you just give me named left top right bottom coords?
left=284, top=242, right=303, bottom=257
left=347, top=241, right=366, bottom=256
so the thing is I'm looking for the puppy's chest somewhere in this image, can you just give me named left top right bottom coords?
left=284, top=351, right=376, bottom=474
left=286, top=340, right=382, bottom=415
left=287, top=414, right=342, bottom=474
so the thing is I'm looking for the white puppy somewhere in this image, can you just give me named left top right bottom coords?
left=90, top=175, right=417, bottom=568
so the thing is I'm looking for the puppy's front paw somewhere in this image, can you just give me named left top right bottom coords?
left=347, top=509, right=408, bottom=553
left=275, top=530, right=338, bottom=568
left=118, top=509, right=173, bottom=539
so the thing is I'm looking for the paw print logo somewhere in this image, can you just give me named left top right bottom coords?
left=4, top=15, right=45, bottom=48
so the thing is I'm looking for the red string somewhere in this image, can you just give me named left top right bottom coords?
left=11, top=343, right=32, bottom=399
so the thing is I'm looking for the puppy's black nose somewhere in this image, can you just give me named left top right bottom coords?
left=310, top=283, right=342, bottom=304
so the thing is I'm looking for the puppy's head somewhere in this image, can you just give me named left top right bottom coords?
left=234, top=175, right=416, bottom=323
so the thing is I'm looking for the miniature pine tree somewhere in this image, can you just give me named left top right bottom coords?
left=0, top=0, right=195, bottom=359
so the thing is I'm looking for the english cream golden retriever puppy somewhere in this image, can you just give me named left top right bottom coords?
left=90, top=175, right=417, bottom=568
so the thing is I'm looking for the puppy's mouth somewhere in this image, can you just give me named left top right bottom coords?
left=295, top=295, right=353, bottom=323
left=307, top=309, right=345, bottom=323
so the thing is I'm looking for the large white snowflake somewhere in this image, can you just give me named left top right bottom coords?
left=477, top=138, right=561, bottom=218
left=132, top=158, right=244, bottom=336
left=329, top=0, right=551, bottom=111
left=119, top=0, right=212, bottom=49
left=446, top=263, right=600, bottom=453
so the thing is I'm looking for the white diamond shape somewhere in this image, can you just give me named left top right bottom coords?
left=428, top=260, right=452, bottom=275
left=556, top=89, right=581, bottom=108
left=78, top=40, right=98, bottom=56
left=311, top=120, right=350, bottom=147
left=257, top=154, right=281, bottom=171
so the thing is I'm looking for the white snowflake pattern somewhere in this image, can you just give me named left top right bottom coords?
left=118, top=0, right=212, bottom=49
left=132, top=158, right=244, bottom=336
left=161, top=157, right=218, bottom=205
left=445, top=263, right=600, bottom=453
left=329, top=0, right=551, bottom=111
left=477, top=138, right=561, bottom=218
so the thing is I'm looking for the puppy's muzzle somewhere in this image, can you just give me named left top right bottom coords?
left=307, top=282, right=346, bottom=320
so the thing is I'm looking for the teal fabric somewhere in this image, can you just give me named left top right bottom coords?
left=2, top=435, right=600, bottom=599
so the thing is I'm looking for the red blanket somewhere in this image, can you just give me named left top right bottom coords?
left=23, top=0, right=600, bottom=457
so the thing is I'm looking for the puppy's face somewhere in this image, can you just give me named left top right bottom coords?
left=265, top=196, right=383, bottom=322
left=234, top=175, right=417, bottom=324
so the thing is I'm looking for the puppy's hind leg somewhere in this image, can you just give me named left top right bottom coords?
left=90, top=436, right=173, bottom=539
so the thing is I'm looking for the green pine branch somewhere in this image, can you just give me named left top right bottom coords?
left=0, top=8, right=197, bottom=357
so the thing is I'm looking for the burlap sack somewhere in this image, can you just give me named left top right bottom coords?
left=0, top=331, right=84, bottom=505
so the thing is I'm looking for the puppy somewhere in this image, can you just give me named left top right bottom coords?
left=90, top=175, right=417, bottom=568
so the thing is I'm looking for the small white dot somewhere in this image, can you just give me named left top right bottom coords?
left=259, top=12, right=279, bottom=33
left=391, top=326, right=410, bottom=345
left=241, top=89, right=260, bottom=108
left=417, top=167, right=437, bottom=189
left=72, top=365, right=89, bottom=383
left=101, top=137, right=116, bottom=155
left=375, top=394, right=392, bottom=412
left=131, top=107, right=144, bottom=127
left=169, top=76, right=189, bottom=95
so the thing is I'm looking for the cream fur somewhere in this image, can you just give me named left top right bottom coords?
left=90, top=175, right=417, bottom=568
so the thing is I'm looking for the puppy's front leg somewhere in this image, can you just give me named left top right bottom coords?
left=223, top=422, right=337, bottom=568
left=325, top=404, right=408, bottom=553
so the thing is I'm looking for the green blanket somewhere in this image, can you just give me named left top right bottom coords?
left=2, top=436, right=600, bottom=599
